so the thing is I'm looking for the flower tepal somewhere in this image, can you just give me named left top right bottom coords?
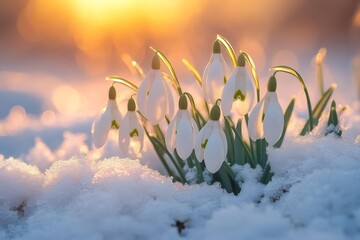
left=166, top=95, right=198, bottom=160
left=202, top=41, right=231, bottom=105
left=195, top=104, right=227, bottom=173
left=119, top=98, right=144, bottom=155
left=248, top=76, right=284, bottom=145
left=136, top=54, right=174, bottom=125
left=221, top=53, right=255, bottom=116
left=92, top=86, right=123, bottom=148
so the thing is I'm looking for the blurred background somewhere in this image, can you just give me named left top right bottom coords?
left=1, top=0, right=360, bottom=159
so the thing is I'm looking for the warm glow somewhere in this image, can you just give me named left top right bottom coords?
left=52, top=85, right=82, bottom=115
left=17, top=0, right=203, bottom=76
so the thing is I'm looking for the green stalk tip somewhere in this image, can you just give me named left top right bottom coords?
left=210, top=105, right=221, bottom=121
left=128, top=98, right=136, bottom=111
left=237, top=53, right=246, bottom=67
left=178, top=94, right=188, bottom=110
left=213, top=41, right=221, bottom=54
left=267, top=76, right=277, bottom=92
left=109, top=86, right=116, bottom=100
left=152, top=54, right=160, bottom=69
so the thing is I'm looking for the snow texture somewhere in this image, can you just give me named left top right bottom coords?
left=1, top=104, right=360, bottom=239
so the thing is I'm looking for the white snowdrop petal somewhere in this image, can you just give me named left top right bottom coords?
left=221, top=70, right=237, bottom=116
left=195, top=121, right=214, bottom=162
left=248, top=97, right=265, bottom=141
left=204, top=126, right=226, bottom=173
left=207, top=61, right=226, bottom=104
left=175, top=111, right=195, bottom=159
left=165, top=111, right=179, bottom=153
left=118, top=112, right=130, bottom=153
left=202, top=54, right=214, bottom=102
left=220, top=53, right=231, bottom=78
left=164, top=80, right=175, bottom=119
left=92, top=107, right=112, bottom=148
left=264, top=93, right=284, bottom=146
left=137, top=70, right=153, bottom=117
left=108, top=100, right=122, bottom=125
left=147, top=72, right=167, bottom=124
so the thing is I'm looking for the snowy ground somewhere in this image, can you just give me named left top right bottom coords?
left=1, top=103, right=360, bottom=240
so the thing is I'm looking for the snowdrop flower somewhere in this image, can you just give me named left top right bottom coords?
left=202, top=41, right=231, bottom=105
left=92, top=86, right=122, bottom=148
left=221, top=53, right=255, bottom=116
left=166, top=95, right=198, bottom=160
left=118, top=98, right=144, bottom=155
left=137, top=54, right=174, bottom=125
left=195, top=104, right=227, bottom=173
left=248, top=76, right=284, bottom=145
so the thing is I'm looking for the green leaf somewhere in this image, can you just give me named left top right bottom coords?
left=274, top=97, right=296, bottom=148
left=260, top=164, right=273, bottom=184
left=234, top=120, right=245, bottom=165
left=224, top=117, right=235, bottom=165
left=300, top=84, right=336, bottom=135
left=216, top=34, right=237, bottom=67
left=106, top=76, right=138, bottom=92
left=182, top=59, right=202, bottom=87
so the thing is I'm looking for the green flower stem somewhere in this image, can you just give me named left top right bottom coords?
left=146, top=128, right=186, bottom=184
left=183, top=92, right=202, bottom=128
left=106, top=76, right=139, bottom=92
left=144, top=127, right=173, bottom=177
left=150, top=47, right=183, bottom=95
left=241, top=51, right=260, bottom=102
left=227, top=117, right=256, bottom=168
left=216, top=34, right=237, bottom=67
left=271, top=66, right=314, bottom=131
left=192, top=152, right=204, bottom=183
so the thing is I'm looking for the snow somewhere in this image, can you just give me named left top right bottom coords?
left=1, top=112, right=360, bottom=240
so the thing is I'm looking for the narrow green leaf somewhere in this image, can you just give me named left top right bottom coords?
left=224, top=117, right=235, bottom=165
left=182, top=59, right=202, bottom=87
left=274, top=97, right=296, bottom=148
left=144, top=128, right=174, bottom=177
left=300, top=84, right=336, bottom=135
left=106, top=76, right=138, bottom=92
left=234, top=120, right=245, bottom=165
left=216, top=34, right=237, bottom=67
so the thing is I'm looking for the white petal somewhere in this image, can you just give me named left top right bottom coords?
left=165, top=111, right=180, bottom=153
left=221, top=68, right=237, bottom=116
left=234, top=67, right=254, bottom=116
left=92, top=106, right=112, bottom=148
left=137, top=70, right=154, bottom=117
left=248, top=96, right=266, bottom=141
left=219, top=53, right=232, bottom=78
left=176, top=111, right=195, bottom=159
left=118, top=112, right=130, bottom=153
left=204, top=124, right=227, bottom=173
left=128, top=112, right=144, bottom=154
left=108, top=100, right=122, bottom=125
left=204, top=54, right=226, bottom=104
left=264, top=92, right=284, bottom=145
left=164, top=80, right=175, bottom=119
left=147, top=71, right=167, bottom=124
left=202, top=54, right=214, bottom=102
left=195, top=120, right=214, bottom=162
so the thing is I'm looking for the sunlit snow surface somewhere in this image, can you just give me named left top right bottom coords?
left=1, top=106, right=360, bottom=239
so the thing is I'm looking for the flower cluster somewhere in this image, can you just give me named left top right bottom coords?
left=92, top=35, right=336, bottom=193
